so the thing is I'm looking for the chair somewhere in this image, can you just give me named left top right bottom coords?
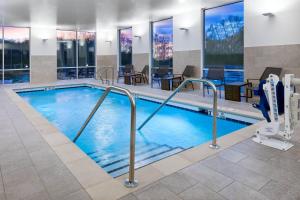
left=172, top=65, right=196, bottom=90
left=117, top=64, right=134, bottom=83
left=131, top=65, right=149, bottom=85
left=151, top=67, right=172, bottom=88
left=246, top=67, right=282, bottom=101
left=202, top=67, right=225, bottom=98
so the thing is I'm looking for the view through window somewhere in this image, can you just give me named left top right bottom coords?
left=119, top=28, right=132, bottom=67
left=0, top=27, right=30, bottom=84
left=78, top=32, right=96, bottom=78
left=151, top=18, right=173, bottom=76
left=57, top=30, right=96, bottom=80
left=204, top=1, right=244, bottom=83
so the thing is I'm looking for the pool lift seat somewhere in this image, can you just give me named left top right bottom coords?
left=253, top=74, right=300, bottom=150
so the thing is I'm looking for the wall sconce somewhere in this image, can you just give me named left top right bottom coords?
left=105, top=40, right=112, bottom=44
left=262, top=12, right=275, bottom=17
left=134, top=35, right=142, bottom=39
left=179, top=27, right=189, bottom=31
left=42, top=38, right=48, bottom=42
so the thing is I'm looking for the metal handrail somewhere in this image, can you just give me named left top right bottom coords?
left=73, top=86, right=138, bottom=188
left=98, top=66, right=115, bottom=85
left=138, top=78, right=220, bottom=149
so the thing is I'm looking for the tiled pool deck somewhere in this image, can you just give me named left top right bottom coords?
left=1, top=79, right=299, bottom=200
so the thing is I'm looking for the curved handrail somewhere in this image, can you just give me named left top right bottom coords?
left=73, top=86, right=138, bottom=188
left=138, top=78, right=219, bottom=149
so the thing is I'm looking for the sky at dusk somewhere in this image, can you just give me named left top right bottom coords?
left=153, top=18, right=173, bottom=36
left=120, top=28, right=132, bottom=40
left=205, top=2, right=244, bottom=30
left=2, top=27, right=29, bottom=42
left=57, top=30, right=76, bottom=40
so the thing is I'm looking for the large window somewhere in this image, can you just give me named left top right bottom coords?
left=204, top=2, right=244, bottom=83
left=151, top=18, right=173, bottom=73
left=119, top=28, right=132, bottom=66
left=78, top=32, right=96, bottom=78
left=0, top=27, right=30, bottom=84
left=57, top=30, right=96, bottom=80
left=0, top=29, right=2, bottom=83
left=57, top=30, right=77, bottom=79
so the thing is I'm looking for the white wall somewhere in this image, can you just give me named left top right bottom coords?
left=132, top=22, right=150, bottom=54
left=130, top=10, right=202, bottom=54
left=245, top=0, right=300, bottom=47
left=173, top=10, right=202, bottom=52
left=30, top=27, right=57, bottom=56
left=96, top=28, right=118, bottom=55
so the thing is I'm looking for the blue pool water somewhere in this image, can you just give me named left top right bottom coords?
left=19, top=86, right=248, bottom=177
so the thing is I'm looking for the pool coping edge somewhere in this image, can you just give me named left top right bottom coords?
left=3, top=84, right=266, bottom=200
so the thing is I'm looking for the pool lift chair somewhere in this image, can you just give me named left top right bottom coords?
left=253, top=74, right=300, bottom=150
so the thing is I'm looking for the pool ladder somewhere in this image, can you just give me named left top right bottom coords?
left=73, top=78, right=219, bottom=189
left=73, top=86, right=138, bottom=188
left=138, top=78, right=220, bottom=150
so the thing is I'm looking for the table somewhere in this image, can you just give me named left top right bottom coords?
left=124, top=74, right=132, bottom=85
left=224, top=82, right=250, bottom=102
left=161, top=77, right=173, bottom=91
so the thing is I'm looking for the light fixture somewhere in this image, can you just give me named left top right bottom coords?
left=134, top=35, right=141, bottom=39
left=179, top=27, right=189, bottom=31
left=262, top=12, right=275, bottom=17
left=105, top=40, right=112, bottom=44
left=42, top=38, right=48, bottom=42
left=79, top=39, right=85, bottom=47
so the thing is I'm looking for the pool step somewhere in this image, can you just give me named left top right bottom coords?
left=100, top=144, right=184, bottom=178
left=88, top=143, right=160, bottom=162
left=86, top=142, right=185, bottom=177
left=109, top=147, right=184, bottom=177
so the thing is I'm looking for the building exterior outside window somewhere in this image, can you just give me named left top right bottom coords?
left=78, top=32, right=96, bottom=78
left=151, top=18, right=173, bottom=77
left=0, top=27, right=30, bottom=84
left=57, top=30, right=96, bottom=80
left=119, top=28, right=132, bottom=67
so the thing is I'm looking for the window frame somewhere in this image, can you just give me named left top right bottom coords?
left=150, top=17, right=174, bottom=72
left=56, top=29, right=96, bottom=80
left=1, top=26, right=31, bottom=84
left=202, top=1, right=244, bottom=83
left=118, top=27, right=133, bottom=68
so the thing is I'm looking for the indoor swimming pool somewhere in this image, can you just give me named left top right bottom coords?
left=18, top=86, right=253, bottom=177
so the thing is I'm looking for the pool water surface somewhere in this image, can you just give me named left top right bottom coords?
left=19, top=86, right=248, bottom=177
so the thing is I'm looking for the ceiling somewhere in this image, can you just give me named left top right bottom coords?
left=0, top=0, right=235, bottom=30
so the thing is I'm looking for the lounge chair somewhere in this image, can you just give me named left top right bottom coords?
left=202, top=67, right=225, bottom=98
left=246, top=67, right=282, bottom=101
left=172, top=65, right=196, bottom=90
left=117, top=64, right=134, bottom=83
left=131, top=65, right=149, bottom=85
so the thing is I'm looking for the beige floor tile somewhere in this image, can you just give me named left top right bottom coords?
left=180, top=142, right=221, bottom=163
left=151, top=155, right=192, bottom=175
left=116, top=165, right=165, bottom=192
left=66, top=157, right=112, bottom=189
left=36, top=124, right=60, bottom=135
left=218, top=133, right=247, bottom=149
left=86, top=179, right=128, bottom=200
left=42, top=132, right=71, bottom=147
left=54, top=143, right=86, bottom=164
left=29, top=116, right=53, bottom=127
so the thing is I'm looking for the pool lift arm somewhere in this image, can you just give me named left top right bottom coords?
left=253, top=74, right=300, bottom=150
